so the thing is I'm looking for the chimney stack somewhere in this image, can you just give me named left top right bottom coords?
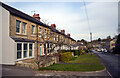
left=33, top=13, right=40, bottom=21
left=61, top=30, right=65, bottom=34
left=51, top=24, right=56, bottom=29
left=67, top=34, right=70, bottom=37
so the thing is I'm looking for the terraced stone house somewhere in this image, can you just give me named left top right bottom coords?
left=0, top=2, right=77, bottom=65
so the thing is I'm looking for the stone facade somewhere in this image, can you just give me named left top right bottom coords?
left=1, top=2, right=77, bottom=65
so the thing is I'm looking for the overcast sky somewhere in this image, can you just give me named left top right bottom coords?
left=4, top=1, right=118, bottom=41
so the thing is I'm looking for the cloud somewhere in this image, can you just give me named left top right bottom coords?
left=72, top=2, right=118, bottom=41
left=5, top=2, right=118, bottom=41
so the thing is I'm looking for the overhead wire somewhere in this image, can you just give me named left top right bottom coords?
left=83, top=0, right=92, bottom=42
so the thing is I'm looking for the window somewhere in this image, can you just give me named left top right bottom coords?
left=39, top=27, right=41, bottom=37
left=44, top=29, right=47, bottom=38
left=16, top=20, right=21, bottom=33
left=22, top=22, right=26, bottom=35
left=40, top=44, right=42, bottom=56
left=29, top=44, right=33, bottom=57
left=23, top=43, right=27, bottom=58
left=56, top=35, right=59, bottom=41
left=17, top=43, right=22, bottom=59
left=17, top=42, right=34, bottom=60
left=53, top=34, right=56, bottom=41
left=47, top=30, right=49, bottom=38
left=47, top=43, right=50, bottom=53
left=31, top=25, right=35, bottom=35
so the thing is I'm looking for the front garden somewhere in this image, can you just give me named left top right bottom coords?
left=39, top=50, right=105, bottom=71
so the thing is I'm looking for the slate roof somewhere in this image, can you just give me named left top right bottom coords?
left=1, top=2, right=76, bottom=42
left=11, top=37, right=35, bottom=42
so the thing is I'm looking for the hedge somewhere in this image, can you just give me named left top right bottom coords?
left=60, top=52, right=72, bottom=62
left=58, top=49, right=88, bottom=56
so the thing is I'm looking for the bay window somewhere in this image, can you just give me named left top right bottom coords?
left=17, top=42, right=34, bottom=60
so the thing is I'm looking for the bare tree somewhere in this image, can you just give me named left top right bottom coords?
left=34, top=27, right=66, bottom=68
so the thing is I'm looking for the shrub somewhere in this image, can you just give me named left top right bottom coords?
left=84, top=49, right=88, bottom=53
left=60, top=52, right=72, bottom=62
left=74, top=50, right=79, bottom=56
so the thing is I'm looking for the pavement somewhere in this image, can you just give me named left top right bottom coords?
left=2, top=65, right=110, bottom=78
left=94, top=51, right=120, bottom=78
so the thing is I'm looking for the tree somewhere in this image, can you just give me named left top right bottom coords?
left=35, top=26, right=66, bottom=68
left=113, top=34, right=120, bottom=54
left=98, top=38, right=101, bottom=42
left=81, top=39, right=88, bottom=46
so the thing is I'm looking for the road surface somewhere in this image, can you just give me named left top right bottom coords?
left=94, top=51, right=120, bottom=78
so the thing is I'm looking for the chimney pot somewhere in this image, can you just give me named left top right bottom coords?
left=33, top=13, right=40, bottom=21
left=67, top=34, right=70, bottom=37
left=61, top=30, right=65, bottom=34
left=51, top=24, right=56, bottom=29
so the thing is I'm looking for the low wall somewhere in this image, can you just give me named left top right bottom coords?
left=15, top=55, right=59, bottom=69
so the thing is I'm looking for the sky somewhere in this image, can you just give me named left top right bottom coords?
left=4, top=1, right=118, bottom=41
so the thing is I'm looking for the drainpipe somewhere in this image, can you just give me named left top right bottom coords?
left=36, top=24, right=38, bottom=60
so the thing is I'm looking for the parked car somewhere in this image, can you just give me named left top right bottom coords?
left=97, top=48, right=101, bottom=52
left=103, top=49, right=107, bottom=53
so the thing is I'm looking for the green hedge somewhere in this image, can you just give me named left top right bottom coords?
left=58, top=49, right=88, bottom=56
left=60, top=52, right=72, bottom=62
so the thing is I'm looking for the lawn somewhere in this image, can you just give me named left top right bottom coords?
left=67, top=53, right=101, bottom=64
left=39, top=53, right=105, bottom=71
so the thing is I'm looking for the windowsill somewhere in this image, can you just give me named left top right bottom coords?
left=22, top=34, right=27, bottom=36
left=31, top=35, right=35, bottom=37
left=16, top=56, right=34, bottom=61
left=16, top=33, right=21, bottom=35
left=16, top=33, right=27, bottom=36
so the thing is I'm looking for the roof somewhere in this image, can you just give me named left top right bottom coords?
left=11, top=37, right=35, bottom=42
left=1, top=2, right=76, bottom=42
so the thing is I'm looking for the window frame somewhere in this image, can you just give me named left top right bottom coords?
left=16, top=42, right=34, bottom=61
left=31, top=25, right=35, bottom=36
left=17, top=43, right=22, bottom=59
left=39, top=27, right=41, bottom=37
left=23, top=43, right=27, bottom=58
left=44, top=29, right=47, bottom=38
left=22, top=22, right=26, bottom=35
left=16, top=20, right=21, bottom=34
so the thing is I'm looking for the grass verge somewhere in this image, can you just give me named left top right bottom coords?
left=39, top=53, right=105, bottom=71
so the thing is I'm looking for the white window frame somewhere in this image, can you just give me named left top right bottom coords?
left=22, top=22, right=26, bottom=35
left=44, top=29, right=47, bottom=38
left=29, top=43, right=33, bottom=57
left=39, top=44, right=42, bottom=56
left=39, top=27, right=41, bottom=37
left=16, top=20, right=21, bottom=34
left=16, top=42, right=34, bottom=61
left=17, top=43, right=22, bottom=59
left=31, top=25, right=35, bottom=36
left=23, top=43, right=27, bottom=58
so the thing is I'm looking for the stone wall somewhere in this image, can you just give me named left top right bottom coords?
left=15, top=55, right=59, bottom=70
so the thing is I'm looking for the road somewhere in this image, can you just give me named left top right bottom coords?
left=2, top=65, right=36, bottom=76
left=94, top=51, right=120, bottom=78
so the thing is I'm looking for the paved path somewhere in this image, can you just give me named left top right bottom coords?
left=94, top=52, right=120, bottom=78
